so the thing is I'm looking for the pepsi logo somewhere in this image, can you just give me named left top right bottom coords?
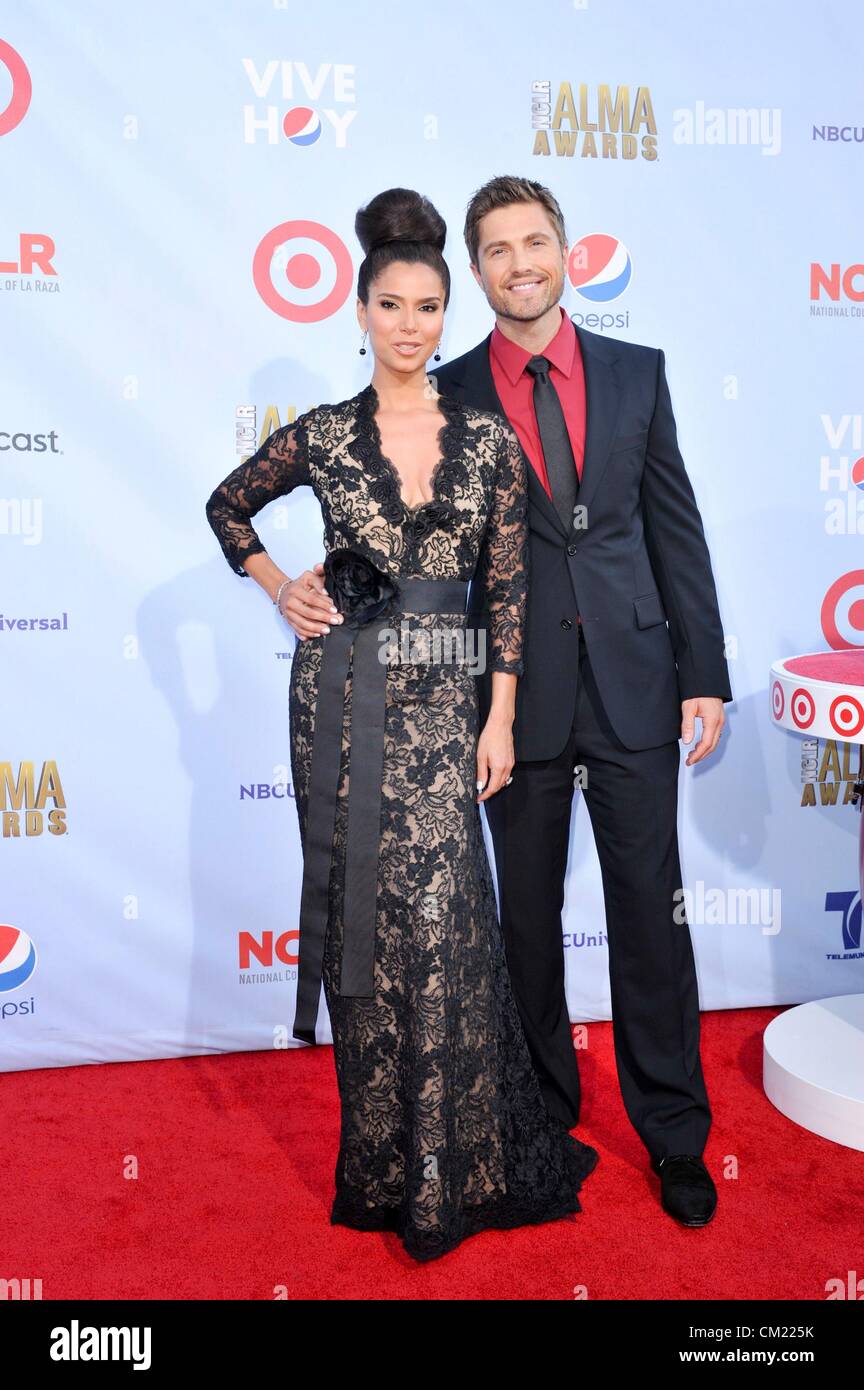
left=282, top=106, right=322, bottom=146
left=0, top=924, right=37, bottom=992
left=568, top=234, right=632, bottom=302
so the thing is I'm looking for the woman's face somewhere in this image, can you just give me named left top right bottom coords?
left=357, top=261, right=446, bottom=372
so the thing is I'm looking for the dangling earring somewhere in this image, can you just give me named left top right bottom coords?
left=434, top=341, right=441, bottom=361
left=359, top=329, right=367, bottom=356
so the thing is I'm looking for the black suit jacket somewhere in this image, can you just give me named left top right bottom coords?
left=432, top=323, right=733, bottom=759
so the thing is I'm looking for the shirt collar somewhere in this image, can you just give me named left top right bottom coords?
left=490, top=305, right=576, bottom=386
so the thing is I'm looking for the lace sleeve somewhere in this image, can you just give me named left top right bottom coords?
left=482, top=421, right=529, bottom=675
left=205, top=414, right=313, bottom=576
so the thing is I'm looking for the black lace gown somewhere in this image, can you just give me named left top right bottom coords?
left=206, top=382, right=598, bottom=1261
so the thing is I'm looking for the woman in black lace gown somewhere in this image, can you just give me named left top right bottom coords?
left=205, top=188, right=598, bottom=1262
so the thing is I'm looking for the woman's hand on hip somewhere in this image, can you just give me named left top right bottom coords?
left=279, top=561, right=343, bottom=639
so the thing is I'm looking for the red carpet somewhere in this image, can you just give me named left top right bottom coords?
left=3, top=1006, right=862, bottom=1300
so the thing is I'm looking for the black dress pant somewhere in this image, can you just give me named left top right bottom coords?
left=484, top=625, right=711, bottom=1161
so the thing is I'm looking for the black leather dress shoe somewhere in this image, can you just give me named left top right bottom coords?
left=650, top=1154, right=717, bottom=1226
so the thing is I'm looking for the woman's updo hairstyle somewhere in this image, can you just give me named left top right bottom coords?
left=355, top=187, right=450, bottom=310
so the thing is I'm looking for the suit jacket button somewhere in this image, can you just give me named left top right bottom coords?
left=560, top=618, right=573, bottom=630
left=566, top=542, right=577, bottom=555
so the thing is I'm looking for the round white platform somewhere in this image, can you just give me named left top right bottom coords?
left=763, top=994, right=864, bottom=1151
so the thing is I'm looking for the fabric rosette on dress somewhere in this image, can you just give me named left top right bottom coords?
left=322, top=546, right=401, bottom=628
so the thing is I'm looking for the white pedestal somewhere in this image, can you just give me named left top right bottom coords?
left=763, top=994, right=864, bottom=1151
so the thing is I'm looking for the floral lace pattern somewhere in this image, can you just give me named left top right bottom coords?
left=205, top=385, right=598, bottom=1261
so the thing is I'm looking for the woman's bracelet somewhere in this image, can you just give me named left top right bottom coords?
left=274, top=577, right=293, bottom=612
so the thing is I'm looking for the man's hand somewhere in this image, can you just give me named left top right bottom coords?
left=279, top=561, right=343, bottom=639
left=681, top=697, right=725, bottom=765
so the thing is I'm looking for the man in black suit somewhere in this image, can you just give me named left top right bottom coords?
left=432, top=175, right=733, bottom=1226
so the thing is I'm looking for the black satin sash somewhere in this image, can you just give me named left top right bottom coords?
left=292, top=576, right=470, bottom=1043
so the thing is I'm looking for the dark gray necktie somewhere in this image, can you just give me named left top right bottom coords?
left=524, top=355, right=579, bottom=531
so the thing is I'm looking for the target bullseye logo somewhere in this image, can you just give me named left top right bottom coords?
left=821, top=569, right=864, bottom=650
left=0, top=41, right=32, bottom=137
left=771, top=681, right=785, bottom=720
left=790, top=687, right=816, bottom=729
left=568, top=233, right=632, bottom=301
left=253, top=220, right=352, bottom=322
left=282, top=106, right=322, bottom=146
left=829, top=693, right=864, bottom=738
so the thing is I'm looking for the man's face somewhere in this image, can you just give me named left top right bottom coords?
left=470, top=201, right=568, bottom=323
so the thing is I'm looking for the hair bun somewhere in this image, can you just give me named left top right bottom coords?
left=355, top=187, right=446, bottom=256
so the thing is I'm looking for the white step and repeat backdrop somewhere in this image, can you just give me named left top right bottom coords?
left=2, top=2, right=862, bottom=1070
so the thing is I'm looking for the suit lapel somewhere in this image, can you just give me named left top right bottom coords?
left=441, top=322, right=624, bottom=540
left=573, top=324, right=623, bottom=523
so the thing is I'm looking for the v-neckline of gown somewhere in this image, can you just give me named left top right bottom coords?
left=362, top=381, right=453, bottom=513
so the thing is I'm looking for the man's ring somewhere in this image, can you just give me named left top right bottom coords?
left=504, top=775, right=513, bottom=786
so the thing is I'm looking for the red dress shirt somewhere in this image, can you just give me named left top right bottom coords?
left=489, top=304, right=586, bottom=495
